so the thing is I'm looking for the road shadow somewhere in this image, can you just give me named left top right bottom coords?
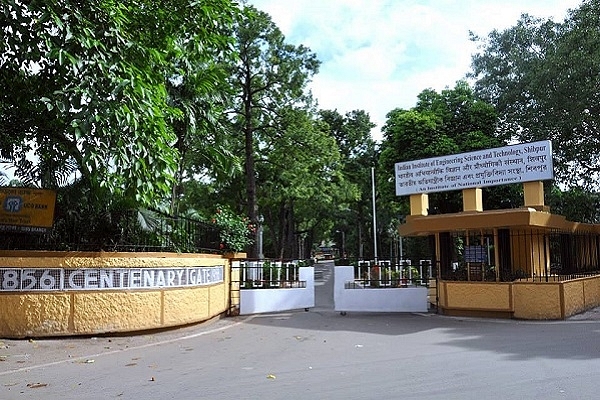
left=243, top=259, right=600, bottom=361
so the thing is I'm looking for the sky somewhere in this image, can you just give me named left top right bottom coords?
left=247, top=0, right=583, bottom=142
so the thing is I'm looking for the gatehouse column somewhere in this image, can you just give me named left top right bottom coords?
left=410, top=193, right=429, bottom=216
left=523, top=181, right=545, bottom=210
left=462, top=188, right=483, bottom=212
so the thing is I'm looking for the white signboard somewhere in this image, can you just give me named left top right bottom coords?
left=395, top=140, right=553, bottom=196
left=0, top=266, right=224, bottom=292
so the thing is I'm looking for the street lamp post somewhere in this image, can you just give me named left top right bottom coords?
left=336, top=230, right=346, bottom=259
left=399, top=235, right=403, bottom=259
left=371, top=167, right=378, bottom=263
left=258, top=214, right=264, bottom=259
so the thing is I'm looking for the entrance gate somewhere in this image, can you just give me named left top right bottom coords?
left=334, top=263, right=429, bottom=314
left=230, top=260, right=314, bottom=315
left=230, top=259, right=434, bottom=316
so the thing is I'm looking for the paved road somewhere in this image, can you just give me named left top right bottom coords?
left=2, top=261, right=600, bottom=399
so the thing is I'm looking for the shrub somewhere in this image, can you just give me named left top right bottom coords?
left=211, top=206, right=255, bottom=252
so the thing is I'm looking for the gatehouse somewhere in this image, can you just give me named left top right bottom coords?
left=396, top=140, right=600, bottom=319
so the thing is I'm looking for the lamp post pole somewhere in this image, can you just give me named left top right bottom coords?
left=371, top=167, right=378, bottom=263
left=336, top=230, right=346, bottom=259
left=258, top=214, right=264, bottom=259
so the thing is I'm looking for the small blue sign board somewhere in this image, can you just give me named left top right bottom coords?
left=464, top=245, right=487, bottom=263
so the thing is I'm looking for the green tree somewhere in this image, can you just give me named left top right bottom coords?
left=547, top=187, right=600, bottom=223
left=164, top=27, right=241, bottom=215
left=319, top=109, right=377, bottom=259
left=414, top=81, right=499, bottom=150
left=469, top=1, right=600, bottom=188
left=228, top=5, right=320, bottom=256
left=378, top=82, right=513, bottom=231
left=0, top=0, right=238, bottom=209
left=257, top=108, right=354, bottom=259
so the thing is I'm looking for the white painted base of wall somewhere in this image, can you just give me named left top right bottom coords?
left=334, top=266, right=428, bottom=313
left=239, top=267, right=314, bottom=315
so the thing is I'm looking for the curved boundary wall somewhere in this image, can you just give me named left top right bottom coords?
left=0, top=251, right=239, bottom=338
left=438, top=275, right=600, bottom=320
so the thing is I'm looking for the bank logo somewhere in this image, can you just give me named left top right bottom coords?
left=3, top=196, right=23, bottom=213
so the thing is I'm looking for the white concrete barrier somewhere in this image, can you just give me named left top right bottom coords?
left=239, top=267, right=314, bottom=315
left=334, top=266, right=428, bottom=313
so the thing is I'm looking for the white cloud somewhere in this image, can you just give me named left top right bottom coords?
left=250, top=0, right=582, bottom=141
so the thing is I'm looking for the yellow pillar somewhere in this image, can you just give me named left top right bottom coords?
left=462, top=188, right=483, bottom=212
left=410, top=193, right=429, bottom=216
left=523, top=181, right=544, bottom=209
left=493, top=228, right=499, bottom=282
left=434, top=232, right=441, bottom=280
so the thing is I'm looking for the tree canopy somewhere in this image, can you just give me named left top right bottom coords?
left=469, top=0, right=600, bottom=189
left=378, top=81, right=508, bottom=215
left=319, top=109, right=377, bottom=259
left=0, top=0, right=238, bottom=208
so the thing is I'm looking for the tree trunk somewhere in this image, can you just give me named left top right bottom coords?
left=242, top=64, right=258, bottom=257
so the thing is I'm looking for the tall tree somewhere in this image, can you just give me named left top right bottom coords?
left=319, top=109, right=377, bottom=259
left=164, top=31, right=241, bottom=215
left=228, top=5, right=320, bottom=256
left=469, top=1, right=600, bottom=188
left=257, top=108, right=354, bottom=259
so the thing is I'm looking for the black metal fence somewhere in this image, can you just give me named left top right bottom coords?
left=331, top=258, right=435, bottom=287
left=516, top=272, right=600, bottom=283
left=438, top=229, right=600, bottom=282
left=233, top=260, right=305, bottom=289
left=0, top=210, right=222, bottom=253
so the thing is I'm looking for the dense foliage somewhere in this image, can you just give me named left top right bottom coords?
left=211, top=206, right=255, bottom=253
left=0, top=0, right=238, bottom=208
left=4, top=1, right=600, bottom=256
left=469, top=0, right=600, bottom=189
left=319, top=109, right=377, bottom=259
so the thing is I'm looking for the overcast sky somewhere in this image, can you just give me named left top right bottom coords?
left=248, top=0, right=583, bottom=141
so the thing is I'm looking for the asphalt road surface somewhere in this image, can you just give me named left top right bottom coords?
left=2, top=261, right=600, bottom=400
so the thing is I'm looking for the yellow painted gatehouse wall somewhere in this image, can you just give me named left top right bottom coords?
left=437, top=275, right=600, bottom=320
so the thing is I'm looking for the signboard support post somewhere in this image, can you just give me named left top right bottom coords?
left=523, top=181, right=545, bottom=209
left=410, top=193, right=429, bottom=216
left=462, top=188, right=483, bottom=212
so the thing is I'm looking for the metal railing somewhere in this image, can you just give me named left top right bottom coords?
left=0, top=210, right=222, bottom=253
left=235, top=260, right=305, bottom=289
left=349, top=259, right=434, bottom=288
left=437, top=228, right=600, bottom=283
left=516, top=272, right=600, bottom=283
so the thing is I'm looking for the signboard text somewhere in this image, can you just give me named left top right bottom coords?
left=395, top=141, right=553, bottom=196
left=0, top=266, right=224, bottom=291
left=0, top=187, right=57, bottom=233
